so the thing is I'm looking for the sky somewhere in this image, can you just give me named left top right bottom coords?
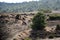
left=0, top=0, right=39, bottom=3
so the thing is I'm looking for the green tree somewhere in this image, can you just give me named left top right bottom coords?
left=31, top=12, right=46, bottom=30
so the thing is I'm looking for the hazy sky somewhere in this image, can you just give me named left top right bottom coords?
left=0, top=0, right=39, bottom=3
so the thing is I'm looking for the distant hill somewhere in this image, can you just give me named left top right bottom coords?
left=0, top=0, right=60, bottom=13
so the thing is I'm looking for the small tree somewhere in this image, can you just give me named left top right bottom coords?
left=56, top=24, right=60, bottom=31
left=31, top=12, right=46, bottom=30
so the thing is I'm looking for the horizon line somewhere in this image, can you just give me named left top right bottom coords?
left=0, top=0, right=39, bottom=3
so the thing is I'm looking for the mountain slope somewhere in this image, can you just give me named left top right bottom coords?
left=0, top=0, right=60, bottom=13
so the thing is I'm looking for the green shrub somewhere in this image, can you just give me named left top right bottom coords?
left=49, top=16, right=60, bottom=20
left=31, top=12, right=46, bottom=30
left=24, top=38, right=32, bottom=40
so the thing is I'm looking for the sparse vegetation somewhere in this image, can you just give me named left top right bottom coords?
left=1, top=0, right=60, bottom=39
left=48, top=14, right=60, bottom=20
left=49, top=16, right=60, bottom=20
left=38, top=9, right=52, bottom=13
left=24, top=38, right=32, bottom=40
left=0, top=12, right=60, bottom=40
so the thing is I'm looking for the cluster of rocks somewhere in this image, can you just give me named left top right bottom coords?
left=0, top=14, right=32, bottom=40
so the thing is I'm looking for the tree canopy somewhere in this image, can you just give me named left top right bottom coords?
left=31, top=12, right=46, bottom=30
left=0, top=0, right=60, bottom=12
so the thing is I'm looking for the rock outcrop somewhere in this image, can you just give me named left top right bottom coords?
left=0, top=14, right=32, bottom=40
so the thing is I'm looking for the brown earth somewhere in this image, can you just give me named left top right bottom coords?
left=0, top=13, right=60, bottom=40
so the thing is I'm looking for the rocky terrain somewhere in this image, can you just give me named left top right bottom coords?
left=0, top=14, right=33, bottom=40
left=0, top=13, right=60, bottom=40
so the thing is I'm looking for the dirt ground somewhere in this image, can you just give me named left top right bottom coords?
left=0, top=13, right=60, bottom=40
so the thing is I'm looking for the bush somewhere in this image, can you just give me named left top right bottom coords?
left=15, top=14, right=21, bottom=20
left=56, top=25, right=60, bottom=30
left=48, top=36, right=54, bottom=39
left=31, top=12, right=46, bottom=30
left=49, top=16, right=60, bottom=20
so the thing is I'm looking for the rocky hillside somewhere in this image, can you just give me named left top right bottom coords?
left=0, top=14, right=32, bottom=40
left=0, top=13, right=60, bottom=40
